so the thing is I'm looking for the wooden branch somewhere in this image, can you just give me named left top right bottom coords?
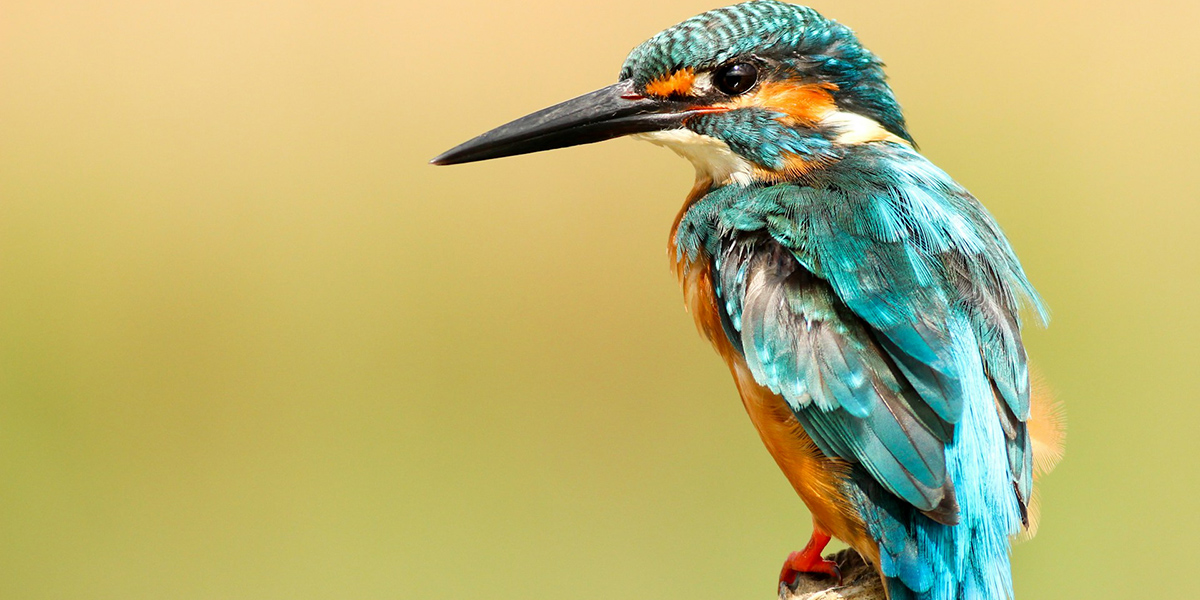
left=779, top=550, right=885, bottom=600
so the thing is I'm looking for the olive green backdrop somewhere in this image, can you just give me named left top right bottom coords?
left=2, top=1, right=1197, bottom=599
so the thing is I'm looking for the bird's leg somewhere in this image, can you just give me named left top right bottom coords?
left=779, top=527, right=842, bottom=587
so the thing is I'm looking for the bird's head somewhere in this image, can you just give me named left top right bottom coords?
left=432, top=0, right=912, bottom=185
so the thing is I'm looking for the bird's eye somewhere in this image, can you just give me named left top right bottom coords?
left=714, top=63, right=758, bottom=96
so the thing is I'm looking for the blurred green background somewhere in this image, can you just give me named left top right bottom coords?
left=2, top=1, right=1197, bottom=599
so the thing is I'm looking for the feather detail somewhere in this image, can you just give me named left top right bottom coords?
left=1028, top=371, right=1066, bottom=477
left=1016, top=371, right=1066, bottom=542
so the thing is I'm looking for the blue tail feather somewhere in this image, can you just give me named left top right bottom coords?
left=852, top=373, right=1022, bottom=600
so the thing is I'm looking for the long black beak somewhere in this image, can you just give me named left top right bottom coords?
left=430, top=80, right=696, bottom=166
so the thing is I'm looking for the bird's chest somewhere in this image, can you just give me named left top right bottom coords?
left=667, top=198, right=868, bottom=547
left=672, top=247, right=860, bottom=534
left=667, top=185, right=735, bottom=358
left=669, top=208, right=805, bottom=466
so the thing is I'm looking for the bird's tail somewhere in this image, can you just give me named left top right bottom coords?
left=855, top=390, right=1024, bottom=600
left=880, top=520, right=1016, bottom=600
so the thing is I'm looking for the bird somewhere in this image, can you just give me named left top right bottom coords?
left=432, top=2, right=1064, bottom=599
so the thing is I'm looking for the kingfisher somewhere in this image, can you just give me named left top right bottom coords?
left=432, top=2, right=1063, bottom=598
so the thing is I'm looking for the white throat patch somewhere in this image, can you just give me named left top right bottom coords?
left=632, top=129, right=754, bottom=186
left=821, top=111, right=910, bottom=146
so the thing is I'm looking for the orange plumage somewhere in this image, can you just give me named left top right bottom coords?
left=668, top=179, right=881, bottom=568
left=645, top=68, right=697, bottom=98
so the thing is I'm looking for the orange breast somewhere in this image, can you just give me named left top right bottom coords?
left=667, top=189, right=877, bottom=562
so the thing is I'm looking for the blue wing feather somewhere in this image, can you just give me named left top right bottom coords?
left=716, top=234, right=956, bottom=517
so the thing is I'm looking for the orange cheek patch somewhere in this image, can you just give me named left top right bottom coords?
left=645, top=68, right=696, bottom=97
left=724, top=81, right=839, bottom=126
left=711, top=80, right=841, bottom=181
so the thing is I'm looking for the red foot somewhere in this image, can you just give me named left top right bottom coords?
left=779, top=530, right=842, bottom=587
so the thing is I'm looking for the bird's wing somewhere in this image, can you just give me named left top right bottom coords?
left=692, top=144, right=1045, bottom=519
left=715, top=233, right=958, bottom=519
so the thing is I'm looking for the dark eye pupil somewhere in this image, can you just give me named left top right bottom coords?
left=715, top=63, right=757, bottom=95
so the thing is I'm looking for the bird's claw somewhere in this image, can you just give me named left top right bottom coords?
left=779, top=549, right=842, bottom=588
